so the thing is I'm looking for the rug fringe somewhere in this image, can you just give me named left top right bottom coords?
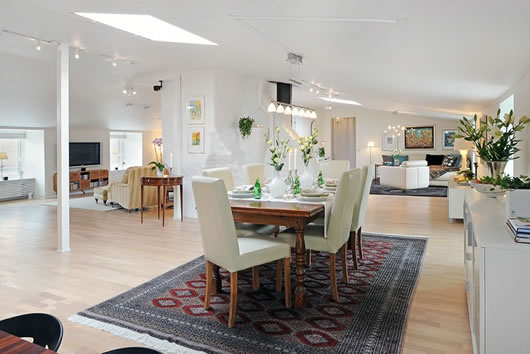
left=363, top=231, right=430, bottom=240
left=68, top=314, right=203, bottom=354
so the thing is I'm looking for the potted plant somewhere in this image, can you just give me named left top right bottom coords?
left=455, top=110, right=529, bottom=177
left=391, top=149, right=403, bottom=166
left=151, top=137, right=165, bottom=176
left=238, top=116, right=255, bottom=139
left=476, top=175, right=530, bottom=216
left=264, top=127, right=291, bottom=198
left=298, top=129, right=319, bottom=189
left=149, top=161, right=166, bottom=176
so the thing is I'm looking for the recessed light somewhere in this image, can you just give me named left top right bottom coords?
left=75, top=13, right=217, bottom=45
left=319, top=97, right=362, bottom=106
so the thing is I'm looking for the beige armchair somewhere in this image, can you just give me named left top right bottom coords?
left=108, top=166, right=158, bottom=212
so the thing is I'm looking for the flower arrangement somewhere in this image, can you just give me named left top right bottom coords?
left=455, top=110, right=529, bottom=161
left=391, top=149, right=403, bottom=157
left=265, top=127, right=291, bottom=171
left=479, top=175, right=530, bottom=190
left=152, top=137, right=163, bottom=162
left=239, top=116, right=255, bottom=139
left=298, top=129, right=319, bottom=167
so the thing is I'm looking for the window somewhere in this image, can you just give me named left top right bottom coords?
left=110, top=132, right=143, bottom=170
left=499, top=95, right=514, bottom=176
left=0, top=131, right=26, bottom=179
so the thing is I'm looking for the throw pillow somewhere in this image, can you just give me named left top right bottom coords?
left=425, top=154, right=445, bottom=166
left=382, top=155, right=393, bottom=164
left=393, top=155, right=409, bottom=166
left=442, top=154, right=462, bottom=168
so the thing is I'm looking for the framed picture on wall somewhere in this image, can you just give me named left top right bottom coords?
left=188, top=126, right=205, bottom=154
left=404, top=126, right=435, bottom=149
left=382, top=132, right=397, bottom=151
left=186, top=96, right=205, bottom=125
left=442, top=129, right=457, bottom=149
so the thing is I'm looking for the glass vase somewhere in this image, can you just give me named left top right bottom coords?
left=485, top=161, right=507, bottom=178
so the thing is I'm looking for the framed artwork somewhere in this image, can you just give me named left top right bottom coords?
left=188, top=126, right=205, bottom=154
left=382, top=132, right=397, bottom=151
left=186, top=96, right=205, bottom=124
left=442, top=129, right=457, bottom=149
left=404, top=126, right=435, bottom=149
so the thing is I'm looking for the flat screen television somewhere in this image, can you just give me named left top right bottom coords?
left=70, top=142, right=101, bottom=167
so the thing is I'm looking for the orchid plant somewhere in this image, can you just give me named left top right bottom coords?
left=150, top=137, right=165, bottom=173
left=265, top=127, right=291, bottom=172
left=455, top=110, right=529, bottom=161
left=298, top=129, right=319, bottom=167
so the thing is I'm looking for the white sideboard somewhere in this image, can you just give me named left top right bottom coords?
left=448, top=176, right=471, bottom=222
left=0, top=178, right=35, bottom=201
left=464, top=190, right=530, bottom=354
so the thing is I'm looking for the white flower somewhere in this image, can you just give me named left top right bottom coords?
left=490, top=125, right=503, bottom=143
left=268, top=140, right=273, bottom=145
left=276, top=127, right=281, bottom=134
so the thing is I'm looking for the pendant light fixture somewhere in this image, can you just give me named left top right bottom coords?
left=267, top=102, right=277, bottom=112
left=276, top=104, right=285, bottom=114
left=284, top=106, right=292, bottom=115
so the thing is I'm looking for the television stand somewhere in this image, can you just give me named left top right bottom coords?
left=53, top=169, right=109, bottom=193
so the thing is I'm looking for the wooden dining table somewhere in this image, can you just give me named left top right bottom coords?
left=0, top=330, right=56, bottom=353
left=229, top=199, right=325, bottom=308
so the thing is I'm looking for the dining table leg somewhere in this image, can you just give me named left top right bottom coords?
left=141, top=185, right=144, bottom=224
left=157, top=186, right=160, bottom=219
left=162, top=185, right=166, bottom=227
left=180, top=184, right=184, bottom=222
left=294, top=224, right=306, bottom=308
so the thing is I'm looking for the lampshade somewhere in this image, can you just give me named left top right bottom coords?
left=292, top=107, right=299, bottom=116
left=284, top=105, right=292, bottom=115
left=310, top=111, right=317, bottom=119
left=367, top=141, right=375, bottom=148
left=453, top=138, right=474, bottom=151
left=276, top=104, right=284, bottom=114
left=267, top=102, right=276, bottom=112
left=0, top=152, right=7, bottom=160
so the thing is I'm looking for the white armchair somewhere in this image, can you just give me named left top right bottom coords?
left=379, top=160, right=429, bottom=190
left=192, top=176, right=291, bottom=327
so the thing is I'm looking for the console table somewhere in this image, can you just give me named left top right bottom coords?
left=464, top=190, right=530, bottom=354
left=448, top=176, right=471, bottom=222
left=53, top=169, right=108, bottom=193
left=141, top=176, right=183, bottom=226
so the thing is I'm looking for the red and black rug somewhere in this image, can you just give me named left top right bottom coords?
left=70, top=233, right=427, bottom=353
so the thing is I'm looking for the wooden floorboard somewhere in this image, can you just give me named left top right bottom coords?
left=0, top=194, right=471, bottom=353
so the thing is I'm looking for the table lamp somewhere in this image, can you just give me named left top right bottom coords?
left=0, top=152, right=7, bottom=178
left=367, top=141, right=375, bottom=165
left=453, top=138, right=475, bottom=175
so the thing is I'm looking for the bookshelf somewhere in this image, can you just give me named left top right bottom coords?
left=53, top=169, right=109, bottom=193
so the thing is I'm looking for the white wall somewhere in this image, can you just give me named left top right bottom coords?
left=23, top=129, right=45, bottom=198
left=316, top=106, right=459, bottom=168
left=122, top=132, right=143, bottom=169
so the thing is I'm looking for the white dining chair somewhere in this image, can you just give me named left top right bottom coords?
left=349, top=165, right=374, bottom=269
left=277, top=169, right=362, bottom=300
left=319, top=160, right=350, bottom=180
left=202, top=167, right=278, bottom=236
left=242, top=163, right=266, bottom=185
left=192, top=176, right=291, bottom=327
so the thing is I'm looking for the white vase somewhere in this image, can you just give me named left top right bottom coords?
left=268, top=170, right=286, bottom=199
left=157, top=169, right=164, bottom=177
left=299, top=165, right=314, bottom=189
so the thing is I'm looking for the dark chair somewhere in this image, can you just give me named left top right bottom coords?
left=0, top=313, right=63, bottom=351
left=102, top=347, right=163, bottom=354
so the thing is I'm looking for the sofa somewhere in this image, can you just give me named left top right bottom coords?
left=379, top=160, right=430, bottom=189
left=108, top=166, right=159, bottom=211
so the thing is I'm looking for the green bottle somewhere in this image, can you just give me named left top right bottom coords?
left=253, top=177, right=262, bottom=199
left=318, top=170, right=324, bottom=187
left=293, top=176, right=301, bottom=195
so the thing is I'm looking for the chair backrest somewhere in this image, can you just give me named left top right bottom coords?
left=326, top=169, right=362, bottom=253
left=0, top=313, right=63, bottom=351
left=351, top=165, right=374, bottom=231
left=192, top=176, right=240, bottom=271
left=242, top=163, right=265, bottom=185
left=320, top=160, right=350, bottom=180
left=202, top=167, right=234, bottom=191
left=102, top=347, right=163, bottom=354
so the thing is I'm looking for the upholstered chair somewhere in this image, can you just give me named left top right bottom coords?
left=108, top=166, right=158, bottom=212
left=192, top=176, right=292, bottom=327
left=319, top=160, right=351, bottom=180
left=242, top=163, right=266, bottom=185
left=277, top=169, right=361, bottom=300
left=349, top=166, right=374, bottom=269
left=202, top=167, right=278, bottom=236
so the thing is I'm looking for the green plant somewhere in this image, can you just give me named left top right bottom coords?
left=391, top=149, right=402, bottom=157
left=479, top=175, right=530, bottom=190
left=455, top=109, right=529, bottom=161
left=298, top=129, right=319, bottom=166
left=318, top=146, right=326, bottom=158
left=149, top=161, right=165, bottom=173
left=265, top=127, right=291, bottom=171
left=238, top=116, right=255, bottom=139
left=458, top=169, right=475, bottom=180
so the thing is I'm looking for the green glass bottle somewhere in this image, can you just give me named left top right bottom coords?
left=318, top=170, right=324, bottom=187
left=293, top=175, right=301, bottom=195
left=253, top=177, right=262, bottom=199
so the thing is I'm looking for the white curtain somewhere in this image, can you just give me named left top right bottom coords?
left=332, top=117, right=356, bottom=168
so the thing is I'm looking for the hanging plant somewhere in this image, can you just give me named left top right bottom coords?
left=238, top=116, right=255, bottom=139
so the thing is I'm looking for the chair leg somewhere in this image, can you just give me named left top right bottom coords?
left=95, top=198, right=98, bottom=204
left=306, top=250, right=312, bottom=265
left=357, top=227, right=364, bottom=259
left=276, top=259, right=282, bottom=292
left=350, top=231, right=359, bottom=270
left=329, top=253, right=339, bottom=301
left=228, top=272, right=238, bottom=328
left=103, top=200, right=107, bottom=206
left=341, top=244, right=349, bottom=284
left=204, top=261, right=214, bottom=309
left=252, top=266, right=260, bottom=291
left=284, top=256, right=291, bottom=308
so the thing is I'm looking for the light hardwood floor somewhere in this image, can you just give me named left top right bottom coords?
left=0, top=194, right=471, bottom=353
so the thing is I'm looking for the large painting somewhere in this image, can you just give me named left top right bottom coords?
left=188, top=126, right=205, bottom=154
left=404, top=126, right=435, bottom=149
left=442, top=129, right=457, bottom=149
left=186, top=96, right=205, bottom=124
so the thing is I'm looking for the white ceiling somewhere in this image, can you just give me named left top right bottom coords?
left=1, top=0, right=530, bottom=128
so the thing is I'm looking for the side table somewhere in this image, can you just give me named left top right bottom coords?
left=141, top=176, right=183, bottom=226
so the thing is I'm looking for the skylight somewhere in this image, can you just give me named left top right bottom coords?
left=319, top=97, right=362, bottom=106
left=74, top=13, right=217, bottom=45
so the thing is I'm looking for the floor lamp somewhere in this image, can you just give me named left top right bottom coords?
left=367, top=141, right=375, bottom=165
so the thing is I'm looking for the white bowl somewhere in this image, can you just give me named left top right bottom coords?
left=469, top=181, right=505, bottom=195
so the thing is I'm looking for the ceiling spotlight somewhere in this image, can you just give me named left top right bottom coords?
left=267, top=102, right=276, bottom=112
left=324, top=106, right=332, bottom=110
left=309, top=87, right=314, bottom=93
left=35, top=41, right=41, bottom=51
left=112, top=60, right=117, bottom=67
left=316, top=90, right=320, bottom=94
left=133, top=90, right=137, bottom=95
left=74, top=49, right=80, bottom=59
left=284, top=106, right=292, bottom=115
left=388, top=125, right=392, bottom=130
left=122, top=89, right=127, bottom=95
left=276, top=104, right=284, bottom=114
left=384, top=130, right=387, bottom=133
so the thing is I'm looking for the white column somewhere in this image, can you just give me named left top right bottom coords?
left=57, top=43, right=70, bottom=252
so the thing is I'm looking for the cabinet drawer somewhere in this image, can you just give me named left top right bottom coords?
left=99, top=170, right=109, bottom=178
left=79, top=180, right=90, bottom=189
left=70, top=172, right=80, bottom=180
left=90, top=170, right=100, bottom=179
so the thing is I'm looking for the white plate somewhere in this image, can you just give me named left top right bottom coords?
left=297, top=195, right=331, bottom=202
left=228, top=191, right=254, bottom=199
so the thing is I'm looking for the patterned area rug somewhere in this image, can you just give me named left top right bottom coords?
left=370, top=181, right=447, bottom=197
left=70, top=233, right=427, bottom=353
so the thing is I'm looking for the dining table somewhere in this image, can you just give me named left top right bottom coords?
left=0, top=330, right=56, bottom=353
left=229, top=198, right=325, bottom=308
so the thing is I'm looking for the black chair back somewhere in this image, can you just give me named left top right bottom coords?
left=0, top=313, right=63, bottom=351
left=102, top=347, right=163, bottom=354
